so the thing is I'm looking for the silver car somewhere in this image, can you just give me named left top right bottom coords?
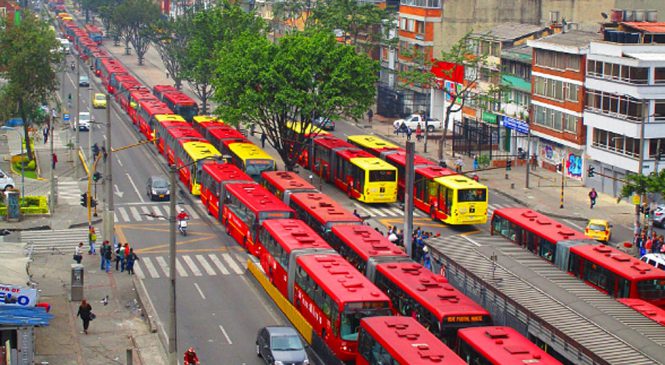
left=256, top=326, right=309, bottom=365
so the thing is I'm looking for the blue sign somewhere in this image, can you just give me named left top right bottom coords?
left=63, top=113, right=70, bottom=122
left=502, top=116, right=529, bottom=134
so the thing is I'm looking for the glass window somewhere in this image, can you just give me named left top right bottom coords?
left=567, top=84, right=579, bottom=102
left=564, top=114, right=577, bottom=133
left=369, top=170, right=397, bottom=182
left=655, top=68, right=665, bottom=84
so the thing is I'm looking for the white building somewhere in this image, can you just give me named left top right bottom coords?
left=584, top=22, right=665, bottom=196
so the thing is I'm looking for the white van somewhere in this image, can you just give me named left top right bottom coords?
left=56, top=38, right=71, bottom=54
left=0, top=168, right=15, bottom=191
left=640, top=253, right=665, bottom=271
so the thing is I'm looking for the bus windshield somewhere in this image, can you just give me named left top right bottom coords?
left=246, top=160, right=274, bottom=177
left=637, top=280, right=665, bottom=300
left=458, top=188, right=487, bottom=202
left=369, top=170, right=396, bottom=182
left=176, top=106, right=197, bottom=122
left=340, top=303, right=392, bottom=341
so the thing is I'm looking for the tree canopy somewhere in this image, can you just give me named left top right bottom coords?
left=213, top=28, right=378, bottom=170
left=111, top=0, right=160, bottom=65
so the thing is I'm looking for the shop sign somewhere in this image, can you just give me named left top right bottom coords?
left=0, top=283, right=37, bottom=307
left=482, top=111, right=497, bottom=124
left=501, top=116, right=529, bottom=134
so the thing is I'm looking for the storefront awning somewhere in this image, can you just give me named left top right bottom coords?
left=0, top=305, right=53, bottom=326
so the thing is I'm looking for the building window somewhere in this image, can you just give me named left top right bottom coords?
left=566, top=84, right=579, bottom=102
left=534, top=76, right=572, bottom=102
left=400, top=0, right=441, bottom=8
left=655, top=100, right=665, bottom=121
left=585, top=90, right=644, bottom=121
left=533, top=105, right=568, bottom=131
left=564, top=114, right=577, bottom=133
left=649, top=139, right=665, bottom=158
left=586, top=60, right=649, bottom=84
left=407, top=19, right=415, bottom=32
left=592, top=128, right=640, bottom=157
left=535, top=49, right=580, bottom=71
left=655, top=68, right=665, bottom=84
left=400, top=17, right=406, bottom=30
left=415, top=21, right=425, bottom=34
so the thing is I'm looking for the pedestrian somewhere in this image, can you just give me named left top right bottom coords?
left=74, top=242, right=83, bottom=264
left=473, top=155, right=479, bottom=170
left=367, top=109, right=373, bottom=124
left=76, top=299, right=93, bottom=335
left=422, top=246, right=432, bottom=271
left=531, top=153, right=538, bottom=170
left=260, top=132, right=267, bottom=149
left=125, top=248, right=139, bottom=275
left=637, top=233, right=646, bottom=257
left=43, top=126, right=49, bottom=144
left=415, top=124, right=422, bottom=142
left=52, top=153, right=58, bottom=170
left=455, top=157, right=464, bottom=173
left=102, top=241, right=112, bottom=273
left=588, top=188, right=598, bottom=209
left=472, top=173, right=479, bottom=182
left=653, top=236, right=664, bottom=254
left=101, top=146, right=107, bottom=163
left=88, top=227, right=97, bottom=255
left=406, top=126, right=412, bottom=141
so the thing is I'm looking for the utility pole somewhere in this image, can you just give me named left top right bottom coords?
left=103, top=93, right=114, bottom=245
left=75, top=60, right=80, bottom=177
left=404, top=142, right=415, bottom=258
left=560, top=156, right=565, bottom=209
left=168, top=164, right=178, bottom=365
left=525, top=126, right=531, bottom=189
left=88, top=83, right=93, bottom=164
left=635, top=100, right=648, bottom=234
left=49, top=110, right=56, bottom=213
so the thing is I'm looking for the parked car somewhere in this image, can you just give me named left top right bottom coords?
left=641, top=253, right=665, bottom=271
left=92, top=93, right=107, bottom=109
left=393, top=114, right=442, bottom=132
left=585, top=219, right=612, bottom=243
left=146, top=176, right=170, bottom=201
left=0, top=168, right=15, bottom=191
left=652, top=205, right=665, bottom=227
left=78, top=75, right=89, bottom=87
left=313, top=117, right=335, bottom=131
left=256, top=326, right=309, bottom=365
left=76, top=112, right=92, bottom=131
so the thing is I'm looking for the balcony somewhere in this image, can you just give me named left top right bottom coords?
left=584, top=110, right=665, bottom=139
left=400, top=0, right=441, bottom=8
left=586, top=76, right=665, bottom=99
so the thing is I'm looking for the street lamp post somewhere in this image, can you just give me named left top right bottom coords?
left=0, top=127, right=24, bottom=198
left=103, top=93, right=114, bottom=245
left=75, top=60, right=80, bottom=177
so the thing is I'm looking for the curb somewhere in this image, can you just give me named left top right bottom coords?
left=69, top=218, right=102, bottom=228
left=132, top=274, right=160, bottom=334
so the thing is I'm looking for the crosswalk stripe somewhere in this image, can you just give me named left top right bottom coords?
left=129, top=207, right=142, bottom=221
left=142, top=257, right=160, bottom=278
left=175, top=258, right=188, bottom=277
left=209, top=254, right=230, bottom=275
left=195, top=255, right=216, bottom=276
left=118, top=207, right=130, bottom=222
left=388, top=207, right=404, bottom=216
left=133, top=264, right=145, bottom=279
left=182, top=255, right=203, bottom=276
left=354, top=204, right=376, bottom=217
left=156, top=256, right=170, bottom=277
left=141, top=206, right=154, bottom=220
left=222, top=253, right=244, bottom=275
left=153, top=206, right=165, bottom=219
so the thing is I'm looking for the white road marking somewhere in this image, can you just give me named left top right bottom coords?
left=141, top=206, right=154, bottom=220
left=222, top=253, right=244, bottom=275
left=354, top=203, right=374, bottom=217
left=183, top=255, right=203, bottom=276
left=461, top=234, right=481, bottom=247
left=156, top=256, right=170, bottom=277
left=118, top=207, right=130, bottom=222
left=133, top=264, right=145, bottom=279
left=209, top=254, right=230, bottom=275
left=193, top=282, right=206, bottom=300
left=196, top=255, right=216, bottom=276
left=175, top=258, right=188, bottom=277
left=153, top=206, right=165, bottom=219
left=218, top=325, right=233, bottom=345
left=126, top=172, right=145, bottom=203
left=116, top=157, right=123, bottom=167
left=142, top=257, right=160, bottom=278
left=129, top=206, right=142, bottom=221
left=563, top=219, right=585, bottom=230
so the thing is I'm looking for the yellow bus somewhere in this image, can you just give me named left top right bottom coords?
left=175, top=141, right=222, bottom=195
left=346, top=135, right=401, bottom=158
left=334, top=149, right=398, bottom=204
left=227, top=142, right=276, bottom=181
left=427, top=175, right=488, bottom=225
left=286, top=121, right=330, bottom=137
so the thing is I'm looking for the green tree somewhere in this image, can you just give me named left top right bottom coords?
left=112, top=0, right=159, bottom=65
left=150, top=13, right=192, bottom=90
left=618, top=172, right=655, bottom=231
left=182, top=1, right=265, bottom=113
left=0, top=12, right=62, bottom=162
left=213, top=29, right=378, bottom=170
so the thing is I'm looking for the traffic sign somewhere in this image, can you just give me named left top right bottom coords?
left=63, top=113, right=70, bottom=121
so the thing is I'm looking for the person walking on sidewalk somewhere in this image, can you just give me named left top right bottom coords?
left=415, top=124, right=422, bottom=142
left=367, top=109, right=373, bottom=124
left=101, top=241, right=112, bottom=273
left=76, top=299, right=93, bottom=335
left=88, top=227, right=97, bottom=255
left=260, top=132, right=267, bottom=149
left=52, top=153, right=58, bottom=170
left=406, top=126, right=412, bottom=141
left=114, top=242, right=126, bottom=271
left=125, top=248, right=139, bottom=275
left=43, top=125, right=49, bottom=144
left=455, top=157, right=464, bottom=173
left=74, top=242, right=83, bottom=264
left=473, top=155, right=479, bottom=170
left=588, top=188, right=598, bottom=209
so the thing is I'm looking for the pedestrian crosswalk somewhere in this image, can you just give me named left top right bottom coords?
left=20, top=228, right=100, bottom=255
left=113, top=203, right=199, bottom=223
left=353, top=203, right=426, bottom=218
left=58, top=177, right=84, bottom=205
left=487, top=203, right=517, bottom=217
left=134, top=252, right=246, bottom=279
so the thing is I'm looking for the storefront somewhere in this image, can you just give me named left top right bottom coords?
left=500, top=116, right=529, bottom=157
left=531, top=135, right=585, bottom=181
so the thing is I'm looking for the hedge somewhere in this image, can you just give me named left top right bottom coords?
left=0, top=195, right=49, bottom=216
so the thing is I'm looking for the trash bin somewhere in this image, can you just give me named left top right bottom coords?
left=4, top=190, right=21, bottom=222
left=70, top=264, right=84, bottom=301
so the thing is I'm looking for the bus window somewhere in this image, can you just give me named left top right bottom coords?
left=458, top=188, right=487, bottom=202
left=637, top=280, right=665, bottom=301
left=369, top=170, right=396, bottom=182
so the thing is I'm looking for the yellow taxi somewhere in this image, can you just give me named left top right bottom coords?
left=92, top=93, right=107, bottom=109
left=585, top=219, right=612, bottom=243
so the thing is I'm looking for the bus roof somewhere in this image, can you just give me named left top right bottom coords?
left=335, top=148, right=374, bottom=160
left=617, top=298, right=665, bottom=326
left=435, top=175, right=488, bottom=190
left=493, top=208, right=588, bottom=244
left=297, top=254, right=389, bottom=304
left=225, top=183, right=294, bottom=214
left=162, top=91, right=197, bottom=106
left=153, top=84, right=178, bottom=95
left=376, top=262, right=490, bottom=321
left=287, top=121, right=329, bottom=136
left=158, top=121, right=189, bottom=131
left=84, top=24, right=102, bottom=33
left=289, top=193, right=362, bottom=225
left=202, top=163, right=253, bottom=183
left=350, top=157, right=398, bottom=172
left=386, top=151, right=436, bottom=168
left=192, top=115, right=222, bottom=125
left=228, top=142, right=273, bottom=161
left=130, top=88, right=157, bottom=101
left=360, top=317, right=465, bottom=365
left=138, top=100, right=172, bottom=116
left=262, top=219, right=332, bottom=253
left=331, top=225, right=408, bottom=261
left=457, top=327, right=562, bottom=365
left=168, top=127, right=205, bottom=141
left=261, top=171, right=316, bottom=192
left=154, top=114, right=187, bottom=123
left=347, top=135, right=400, bottom=151
left=208, top=126, right=246, bottom=141
left=181, top=141, right=221, bottom=160
left=100, top=58, right=126, bottom=73
left=313, top=135, right=354, bottom=150
left=417, top=166, right=457, bottom=179
left=570, top=244, right=665, bottom=281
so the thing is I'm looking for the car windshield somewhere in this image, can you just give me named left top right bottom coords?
left=152, top=180, right=168, bottom=188
left=79, top=113, right=90, bottom=120
left=588, top=224, right=606, bottom=231
left=80, top=76, right=88, bottom=81
left=95, top=94, right=105, bottom=100
left=271, top=335, right=303, bottom=351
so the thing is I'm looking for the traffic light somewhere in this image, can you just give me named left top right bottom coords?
left=588, top=166, right=595, bottom=178
left=645, top=206, right=651, bottom=219
left=506, top=160, right=512, bottom=171
left=556, top=163, right=562, bottom=172
left=80, top=193, right=88, bottom=207
left=92, top=172, right=102, bottom=182
left=90, top=198, right=98, bottom=208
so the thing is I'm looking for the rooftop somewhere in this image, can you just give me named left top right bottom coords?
left=474, top=22, right=547, bottom=42
left=500, top=44, right=532, bottom=63
left=528, top=30, right=602, bottom=54
left=622, top=22, right=665, bottom=34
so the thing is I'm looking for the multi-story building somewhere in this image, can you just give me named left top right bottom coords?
left=584, top=20, right=665, bottom=195
left=497, top=45, right=532, bottom=157
left=527, top=30, right=601, bottom=179
left=0, top=0, right=19, bottom=25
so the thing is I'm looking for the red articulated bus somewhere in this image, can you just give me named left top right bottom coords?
left=568, top=244, right=665, bottom=308
left=357, top=316, right=466, bottom=365
left=116, top=81, right=146, bottom=110
left=329, top=224, right=410, bottom=280
left=260, top=171, right=317, bottom=205
left=109, top=74, right=138, bottom=97
left=256, top=219, right=334, bottom=296
left=84, top=24, right=103, bottom=44
left=91, top=49, right=111, bottom=77
left=288, top=192, right=361, bottom=238
left=154, top=120, right=187, bottom=155
left=293, top=254, right=392, bottom=362
left=457, top=327, right=562, bottom=365
left=200, top=124, right=248, bottom=156
left=126, top=88, right=156, bottom=121
left=308, top=135, right=354, bottom=180
left=153, top=86, right=199, bottom=122
left=163, top=126, right=205, bottom=165
left=135, top=100, right=172, bottom=139
left=618, top=298, right=665, bottom=326
left=200, top=163, right=254, bottom=220
left=384, top=151, right=437, bottom=198
left=373, top=262, right=492, bottom=346
left=222, top=183, right=294, bottom=255
left=192, top=115, right=223, bottom=135
left=491, top=208, right=593, bottom=265
left=99, top=58, right=128, bottom=94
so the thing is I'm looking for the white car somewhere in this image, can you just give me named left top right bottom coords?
left=0, top=168, right=15, bottom=191
left=393, top=114, right=442, bottom=132
left=76, top=112, right=92, bottom=131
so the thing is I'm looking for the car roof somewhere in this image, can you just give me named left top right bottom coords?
left=587, top=219, right=608, bottom=225
left=262, top=326, right=299, bottom=336
left=149, top=175, right=167, bottom=182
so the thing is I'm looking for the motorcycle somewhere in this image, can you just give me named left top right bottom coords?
left=178, top=219, right=188, bottom=236
left=70, top=62, right=75, bottom=71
